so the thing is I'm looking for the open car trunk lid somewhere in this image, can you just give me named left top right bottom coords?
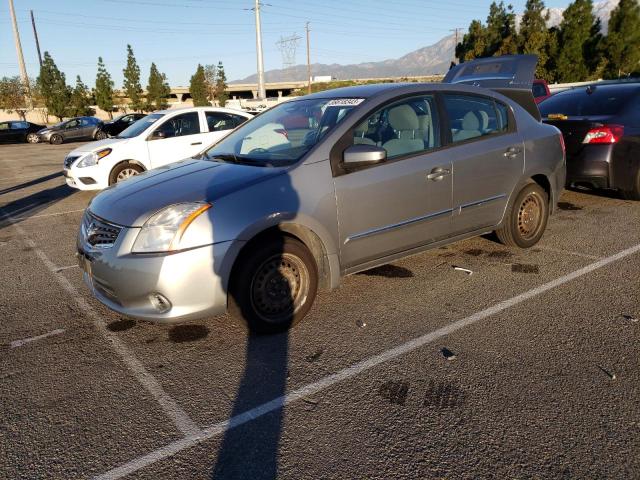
left=444, top=54, right=540, bottom=121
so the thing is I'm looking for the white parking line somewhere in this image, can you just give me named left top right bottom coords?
left=6, top=216, right=201, bottom=438
left=10, top=328, right=65, bottom=348
left=95, top=241, right=640, bottom=480
left=9, top=208, right=85, bottom=222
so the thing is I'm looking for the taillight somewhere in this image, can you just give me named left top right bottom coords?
left=558, top=132, right=565, bottom=154
left=582, top=124, right=624, bottom=144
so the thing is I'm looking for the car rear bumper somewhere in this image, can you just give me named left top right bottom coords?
left=566, top=144, right=613, bottom=190
left=79, top=228, right=240, bottom=323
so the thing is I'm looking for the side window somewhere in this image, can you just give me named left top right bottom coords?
left=0, top=122, right=9, bottom=130
left=156, top=112, right=201, bottom=138
left=10, top=121, right=28, bottom=129
left=121, top=115, right=132, bottom=123
left=80, top=118, right=91, bottom=127
left=66, top=119, right=80, bottom=129
left=230, top=114, right=248, bottom=127
left=205, top=112, right=236, bottom=132
left=353, top=95, right=440, bottom=159
left=495, top=102, right=509, bottom=132
left=443, top=94, right=507, bottom=143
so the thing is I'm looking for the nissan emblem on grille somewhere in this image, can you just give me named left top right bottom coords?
left=83, top=213, right=121, bottom=248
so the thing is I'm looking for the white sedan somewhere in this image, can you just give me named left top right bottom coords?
left=63, top=107, right=253, bottom=190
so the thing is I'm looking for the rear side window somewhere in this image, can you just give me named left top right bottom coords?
left=539, top=86, right=638, bottom=117
left=206, top=112, right=243, bottom=132
left=156, top=112, right=201, bottom=137
left=443, top=94, right=508, bottom=143
left=10, top=121, right=28, bottom=129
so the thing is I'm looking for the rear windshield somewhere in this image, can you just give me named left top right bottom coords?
left=539, top=86, right=638, bottom=117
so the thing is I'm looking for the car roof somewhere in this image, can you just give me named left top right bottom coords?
left=557, top=82, right=640, bottom=96
left=153, top=106, right=250, bottom=115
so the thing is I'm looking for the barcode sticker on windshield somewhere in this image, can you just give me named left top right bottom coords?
left=327, top=98, right=364, bottom=106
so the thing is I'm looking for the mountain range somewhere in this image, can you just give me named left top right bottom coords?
left=232, top=0, right=620, bottom=83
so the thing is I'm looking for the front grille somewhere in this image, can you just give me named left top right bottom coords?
left=81, top=212, right=122, bottom=249
left=64, top=155, right=79, bottom=169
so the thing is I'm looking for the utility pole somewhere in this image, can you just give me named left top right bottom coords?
left=8, top=0, right=32, bottom=108
left=450, top=28, right=462, bottom=64
left=306, top=22, right=311, bottom=95
left=30, top=10, right=43, bottom=67
left=254, top=0, right=266, bottom=100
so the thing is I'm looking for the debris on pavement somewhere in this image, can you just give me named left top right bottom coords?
left=356, top=319, right=367, bottom=328
left=620, top=314, right=639, bottom=323
left=305, top=348, right=324, bottom=363
left=453, top=266, right=473, bottom=275
left=441, top=347, right=457, bottom=361
left=596, top=364, right=617, bottom=380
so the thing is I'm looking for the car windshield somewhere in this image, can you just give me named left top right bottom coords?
left=51, top=121, right=65, bottom=128
left=203, top=97, right=362, bottom=166
left=117, top=113, right=160, bottom=138
left=539, top=86, right=638, bottom=117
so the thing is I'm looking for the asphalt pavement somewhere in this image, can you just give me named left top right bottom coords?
left=1, top=141, right=639, bottom=479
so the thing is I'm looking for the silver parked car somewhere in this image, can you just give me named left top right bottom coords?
left=77, top=56, right=565, bottom=333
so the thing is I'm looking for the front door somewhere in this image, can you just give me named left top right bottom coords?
left=334, top=94, right=453, bottom=270
left=441, top=93, right=524, bottom=235
left=64, top=119, right=83, bottom=140
left=146, top=111, right=210, bottom=168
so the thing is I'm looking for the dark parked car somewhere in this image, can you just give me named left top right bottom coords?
left=540, top=82, right=640, bottom=200
left=0, top=120, right=45, bottom=144
left=37, top=116, right=103, bottom=144
left=532, top=79, right=551, bottom=104
left=96, top=113, right=146, bottom=139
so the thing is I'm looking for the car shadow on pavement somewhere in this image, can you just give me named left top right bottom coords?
left=0, top=172, right=62, bottom=197
left=0, top=183, right=76, bottom=231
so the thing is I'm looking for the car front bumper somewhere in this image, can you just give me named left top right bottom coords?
left=64, top=166, right=108, bottom=191
left=78, top=225, right=241, bottom=323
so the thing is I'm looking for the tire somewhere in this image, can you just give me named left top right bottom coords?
left=49, top=134, right=63, bottom=145
left=95, top=130, right=108, bottom=140
left=109, top=162, right=143, bottom=185
left=621, top=169, right=640, bottom=201
left=26, top=133, right=39, bottom=144
left=229, top=236, right=318, bottom=334
left=495, top=181, right=549, bottom=248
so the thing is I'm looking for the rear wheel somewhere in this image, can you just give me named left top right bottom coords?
left=95, top=130, right=108, bottom=140
left=621, top=168, right=640, bottom=201
left=229, top=236, right=318, bottom=334
left=495, top=182, right=549, bottom=248
left=49, top=134, right=63, bottom=145
left=109, top=162, right=143, bottom=185
left=26, top=133, right=39, bottom=144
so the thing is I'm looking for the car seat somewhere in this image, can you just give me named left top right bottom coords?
left=382, top=105, right=424, bottom=157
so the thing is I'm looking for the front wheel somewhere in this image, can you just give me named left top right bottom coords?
left=229, top=236, right=318, bottom=334
left=495, top=182, right=549, bottom=248
left=109, top=162, right=143, bottom=185
left=26, top=133, right=39, bottom=144
left=95, top=130, right=108, bottom=140
left=49, top=134, right=63, bottom=145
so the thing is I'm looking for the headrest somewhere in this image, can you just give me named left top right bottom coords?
left=388, top=105, right=419, bottom=131
left=418, top=115, right=431, bottom=129
left=478, top=110, right=489, bottom=130
left=462, top=111, right=480, bottom=131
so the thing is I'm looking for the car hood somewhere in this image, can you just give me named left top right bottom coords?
left=88, top=159, right=285, bottom=227
left=69, top=137, right=130, bottom=154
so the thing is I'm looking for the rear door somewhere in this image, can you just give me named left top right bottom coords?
left=441, top=93, right=524, bottom=235
left=9, top=121, right=27, bottom=141
left=146, top=111, right=209, bottom=168
left=334, top=94, right=453, bottom=270
left=204, top=111, right=247, bottom=146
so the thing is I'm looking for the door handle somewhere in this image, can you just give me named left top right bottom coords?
left=504, top=146, right=521, bottom=158
left=426, top=167, right=451, bottom=181
left=190, top=142, right=202, bottom=146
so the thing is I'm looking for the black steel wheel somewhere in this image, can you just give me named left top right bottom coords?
left=496, top=182, right=549, bottom=248
left=229, top=236, right=318, bottom=334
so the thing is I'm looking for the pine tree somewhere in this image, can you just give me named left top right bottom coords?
left=69, top=76, right=92, bottom=117
left=189, top=64, right=210, bottom=106
left=37, top=52, right=70, bottom=121
left=456, top=20, right=488, bottom=62
left=214, top=61, right=228, bottom=107
left=146, top=62, right=170, bottom=111
left=95, top=57, right=115, bottom=119
left=603, top=0, right=640, bottom=78
left=484, top=2, right=518, bottom=56
left=0, top=76, right=30, bottom=120
left=556, top=0, right=597, bottom=82
left=519, top=0, right=552, bottom=80
left=123, top=44, right=144, bottom=112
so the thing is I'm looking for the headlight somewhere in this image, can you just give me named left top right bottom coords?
left=77, top=148, right=112, bottom=168
left=132, top=202, right=211, bottom=253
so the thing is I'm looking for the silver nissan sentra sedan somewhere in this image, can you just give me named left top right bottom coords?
left=77, top=55, right=565, bottom=333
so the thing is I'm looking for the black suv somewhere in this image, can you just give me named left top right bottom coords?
left=96, top=113, right=146, bottom=139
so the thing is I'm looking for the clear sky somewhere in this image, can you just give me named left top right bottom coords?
left=1, top=0, right=570, bottom=88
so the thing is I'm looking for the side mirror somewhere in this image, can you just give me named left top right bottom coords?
left=343, top=144, right=386, bottom=166
left=149, top=130, right=166, bottom=140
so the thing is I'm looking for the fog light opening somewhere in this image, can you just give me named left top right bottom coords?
left=149, top=293, right=171, bottom=313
